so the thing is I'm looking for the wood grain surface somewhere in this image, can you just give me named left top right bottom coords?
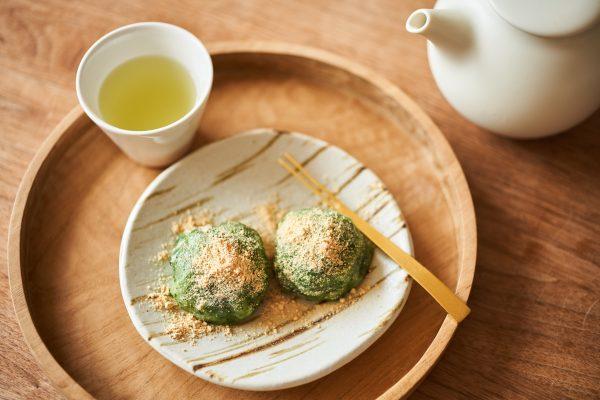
left=7, top=45, right=476, bottom=400
left=0, top=1, right=598, bottom=399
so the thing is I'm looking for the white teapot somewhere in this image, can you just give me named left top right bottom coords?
left=406, top=0, right=600, bottom=138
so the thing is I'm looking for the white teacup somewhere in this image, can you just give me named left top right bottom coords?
left=76, top=22, right=213, bottom=167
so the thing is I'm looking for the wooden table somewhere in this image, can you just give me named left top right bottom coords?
left=1, top=1, right=598, bottom=399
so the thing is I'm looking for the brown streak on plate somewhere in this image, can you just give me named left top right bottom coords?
left=132, top=196, right=213, bottom=231
left=386, top=221, right=407, bottom=240
left=231, top=367, right=275, bottom=383
left=186, top=337, right=261, bottom=363
left=358, top=284, right=411, bottom=338
left=160, top=341, right=185, bottom=347
left=131, top=295, right=148, bottom=305
left=232, top=341, right=323, bottom=382
left=141, top=320, right=164, bottom=327
left=273, top=145, right=328, bottom=186
left=366, top=198, right=392, bottom=222
left=191, top=271, right=396, bottom=371
left=268, top=336, right=321, bottom=358
left=355, top=189, right=385, bottom=214
left=211, top=133, right=284, bottom=186
left=205, top=369, right=226, bottom=382
left=145, top=185, right=176, bottom=200
left=147, top=331, right=169, bottom=341
left=334, top=166, right=366, bottom=194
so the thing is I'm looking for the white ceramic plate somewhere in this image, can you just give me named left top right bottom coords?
left=120, top=128, right=413, bottom=390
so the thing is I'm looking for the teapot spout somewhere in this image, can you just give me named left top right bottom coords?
left=406, top=9, right=471, bottom=50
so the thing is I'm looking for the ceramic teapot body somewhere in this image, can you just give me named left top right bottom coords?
left=407, top=0, right=600, bottom=138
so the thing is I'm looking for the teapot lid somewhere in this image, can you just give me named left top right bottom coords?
left=489, top=0, right=600, bottom=37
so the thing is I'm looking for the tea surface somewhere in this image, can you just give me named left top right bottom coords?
left=99, top=55, right=196, bottom=131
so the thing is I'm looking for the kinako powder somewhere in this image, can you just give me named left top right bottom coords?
left=145, top=202, right=371, bottom=342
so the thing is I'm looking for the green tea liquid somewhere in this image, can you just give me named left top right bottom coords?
left=99, top=55, right=196, bottom=131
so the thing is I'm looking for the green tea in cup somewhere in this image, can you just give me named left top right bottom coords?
left=98, top=55, right=196, bottom=131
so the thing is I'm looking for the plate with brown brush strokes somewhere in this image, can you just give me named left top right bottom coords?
left=120, top=128, right=413, bottom=390
left=8, top=42, right=476, bottom=399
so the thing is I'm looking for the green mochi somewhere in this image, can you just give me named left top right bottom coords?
left=274, top=208, right=374, bottom=302
left=169, top=221, right=269, bottom=324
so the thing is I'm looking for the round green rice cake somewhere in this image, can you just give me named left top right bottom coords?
left=274, top=207, right=374, bottom=301
left=169, top=221, right=269, bottom=324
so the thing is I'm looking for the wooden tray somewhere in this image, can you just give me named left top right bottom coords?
left=8, top=42, right=476, bottom=400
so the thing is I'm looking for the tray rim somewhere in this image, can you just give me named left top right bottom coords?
left=7, top=41, right=476, bottom=400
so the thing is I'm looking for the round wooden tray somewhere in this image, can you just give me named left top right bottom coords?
left=8, top=42, right=476, bottom=399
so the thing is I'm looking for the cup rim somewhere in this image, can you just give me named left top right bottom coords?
left=76, top=21, right=213, bottom=137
